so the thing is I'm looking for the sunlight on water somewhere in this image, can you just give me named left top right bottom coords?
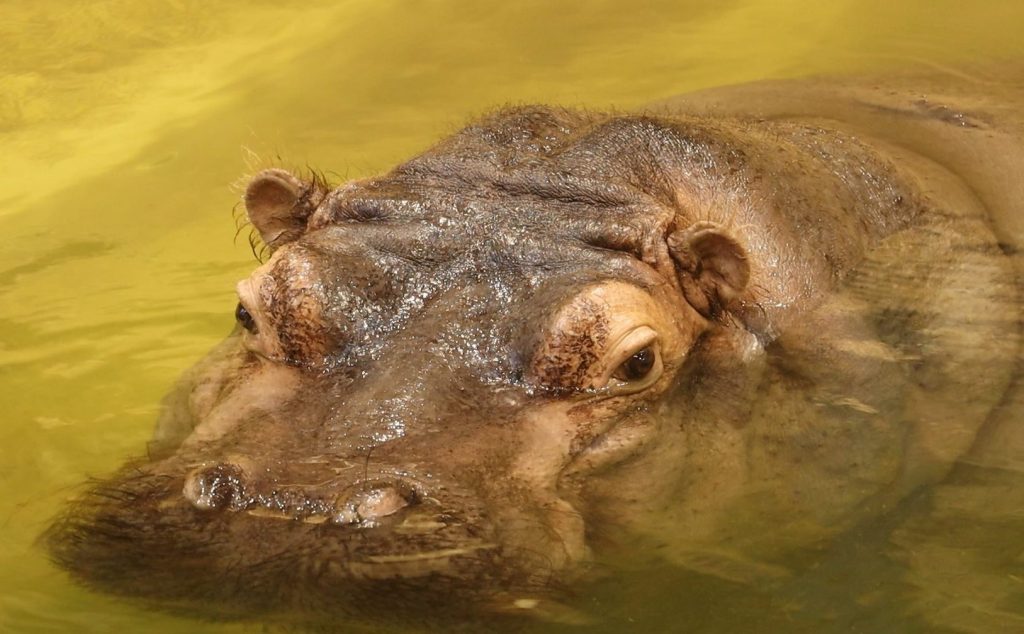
left=1, top=1, right=1023, bottom=632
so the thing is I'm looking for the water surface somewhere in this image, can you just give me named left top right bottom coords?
left=2, top=1, right=1023, bottom=632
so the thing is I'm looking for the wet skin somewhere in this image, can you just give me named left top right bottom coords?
left=46, top=68, right=1024, bottom=629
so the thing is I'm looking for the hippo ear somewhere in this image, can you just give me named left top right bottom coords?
left=244, top=169, right=326, bottom=249
left=667, top=221, right=750, bottom=318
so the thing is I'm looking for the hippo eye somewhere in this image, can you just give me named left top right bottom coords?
left=614, top=346, right=656, bottom=382
left=602, top=327, right=663, bottom=394
left=235, top=302, right=258, bottom=334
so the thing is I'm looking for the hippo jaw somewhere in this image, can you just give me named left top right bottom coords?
left=44, top=468, right=508, bottom=624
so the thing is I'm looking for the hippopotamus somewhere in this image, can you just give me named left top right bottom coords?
left=45, top=68, right=1024, bottom=631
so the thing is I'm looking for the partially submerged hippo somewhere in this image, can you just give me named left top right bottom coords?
left=46, top=69, right=1024, bottom=630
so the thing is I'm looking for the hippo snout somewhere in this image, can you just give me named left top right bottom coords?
left=333, top=483, right=417, bottom=525
left=182, top=462, right=247, bottom=511
left=182, top=462, right=422, bottom=526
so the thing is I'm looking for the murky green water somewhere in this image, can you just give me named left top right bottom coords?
left=2, top=1, right=1023, bottom=632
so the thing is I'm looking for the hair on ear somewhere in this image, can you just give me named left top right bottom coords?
left=244, top=168, right=327, bottom=250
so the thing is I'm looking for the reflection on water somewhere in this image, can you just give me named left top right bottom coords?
left=1, top=1, right=1023, bottom=632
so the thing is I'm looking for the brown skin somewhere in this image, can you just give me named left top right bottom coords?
left=45, top=69, right=1022, bottom=629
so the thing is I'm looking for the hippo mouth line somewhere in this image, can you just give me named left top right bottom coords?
left=340, top=542, right=501, bottom=581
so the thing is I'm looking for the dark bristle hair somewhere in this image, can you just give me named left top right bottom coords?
left=231, top=165, right=336, bottom=263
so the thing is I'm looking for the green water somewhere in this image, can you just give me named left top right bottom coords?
left=2, top=1, right=1023, bottom=632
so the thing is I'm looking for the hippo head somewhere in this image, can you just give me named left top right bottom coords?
left=45, top=107, right=917, bottom=627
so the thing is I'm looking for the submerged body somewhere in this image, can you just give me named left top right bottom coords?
left=47, top=69, right=1024, bottom=630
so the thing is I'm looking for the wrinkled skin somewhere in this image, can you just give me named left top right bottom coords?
left=46, top=68, right=1024, bottom=630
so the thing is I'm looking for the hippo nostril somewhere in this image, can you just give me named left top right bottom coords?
left=357, top=487, right=410, bottom=519
left=183, top=463, right=246, bottom=511
left=333, top=482, right=419, bottom=526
